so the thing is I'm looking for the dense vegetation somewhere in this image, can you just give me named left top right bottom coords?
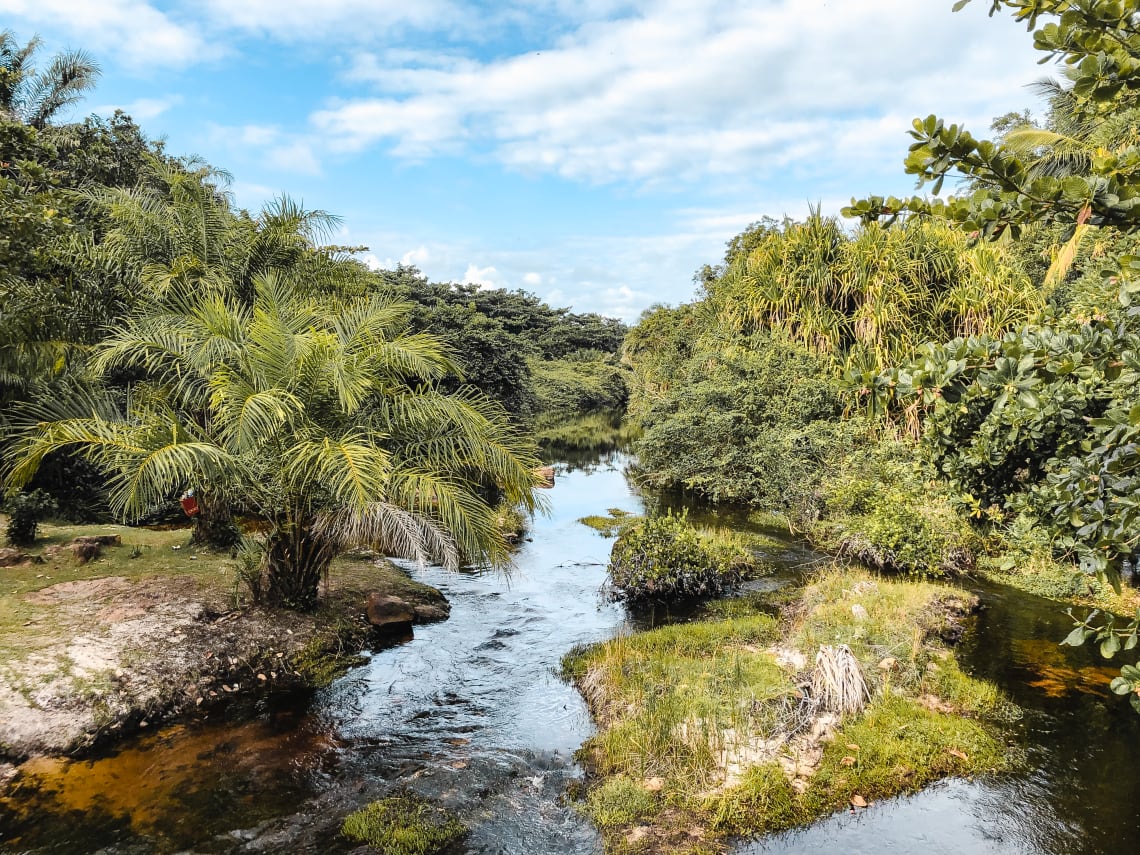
left=622, top=0, right=1140, bottom=707
left=0, top=30, right=627, bottom=608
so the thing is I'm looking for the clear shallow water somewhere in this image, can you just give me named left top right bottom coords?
left=3, top=447, right=1140, bottom=854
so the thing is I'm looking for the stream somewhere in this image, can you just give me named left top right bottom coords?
left=2, top=447, right=1140, bottom=854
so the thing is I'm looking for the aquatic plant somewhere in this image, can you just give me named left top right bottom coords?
left=341, top=790, right=466, bottom=855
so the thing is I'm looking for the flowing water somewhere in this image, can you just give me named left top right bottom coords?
left=2, top=447, right=1139, bottom=854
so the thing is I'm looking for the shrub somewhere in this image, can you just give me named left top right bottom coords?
left=608, top=512, right=754, bottom=604
left=633, top=334, right=862, bottom=515
left=815, top=441, right=978, bottom=576
left=4, top=489, right=57, bottom=546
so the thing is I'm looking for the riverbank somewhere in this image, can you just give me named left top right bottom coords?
left=563, top=566, right=1016, bottom=854
left=0, top=520, right=449, bottom=769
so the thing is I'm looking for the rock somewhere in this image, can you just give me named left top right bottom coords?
left=69, top=540, right=102, bottom=564
left=413, top=602, right=451, bottom=623
left=366, top=593, right=415, bottom=631
left=878, top=656, right=898, bottom=671
left=74, top=535, right=122, bottom=547
left=535, top=465, right=555, bottom=488
left=0, top=548, right=32, bottom=567
left=642, top=776, right=665, bottom=792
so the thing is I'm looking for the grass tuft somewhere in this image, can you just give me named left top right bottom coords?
left=341, top=790, right=466, bottom=855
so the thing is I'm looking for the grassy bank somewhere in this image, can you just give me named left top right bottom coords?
left=563, top=566, right=1015, bottom=854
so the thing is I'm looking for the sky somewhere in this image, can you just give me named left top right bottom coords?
left=2, top=0, right=1052, bottom=321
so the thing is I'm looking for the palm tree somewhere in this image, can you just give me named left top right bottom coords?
left=6, top=275, right=542, bottom=609
left=0, top=30, right=100, bottom=128
left=711, top=213, right=1041, bottom=379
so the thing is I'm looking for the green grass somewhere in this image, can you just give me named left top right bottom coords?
left=584, top=777, right=660, bottom=828
left=579, top=508, right=640, bottom=538
left=566, top=566, right=1014, bottom=853
left=341, top=790, right=466, bottom=854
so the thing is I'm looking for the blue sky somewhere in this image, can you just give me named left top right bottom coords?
left=3, top=0, right=1049, bottom=320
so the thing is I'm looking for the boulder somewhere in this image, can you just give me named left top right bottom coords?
left=365, top=593, right=415, bottom=631
left=535, top=465, right=555, bottom=488
left=413, top=602, right=451, bottom=623
left=0, top=548, right=32, bottom=567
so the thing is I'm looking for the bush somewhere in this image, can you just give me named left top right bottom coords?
left=814, top=441, right=978, bottom=576
left=633, top=334, right=862, bottom=514
left=4, top=489, right=57, bottom=546
left=608, top=512, right=754, bottom=604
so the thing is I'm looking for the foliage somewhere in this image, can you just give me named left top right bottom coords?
left=5, top=277, right=541, bottom=609
left=3, top=488, right=56, bottom=545
left=0, top=30, right=100, bottom=129
left=607, top=512, right=755, bottom=605
left=813, top=441, right=979, bottom=576
left=711, top=214, right=1040, bottom=378
left=844, top=0, right=1140, bottom=705
left=529, top=351, right=629, bottom=417
left=633, top=333, right=860, bottom=513
left=579, top=507, right=639, bottom=538
left=341, top=790, right=466, bottom=855
left=383, top=267, right=628, bottom=417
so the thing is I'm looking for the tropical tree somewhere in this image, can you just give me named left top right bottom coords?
left=708, top=213, right=1041, bottom=407
left=844, top=0, right=1140, bottom=704
left=0, top=30, right=99, bottom=128
left=5, top=276, right=541, bottom=609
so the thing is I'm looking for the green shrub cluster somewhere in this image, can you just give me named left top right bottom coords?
left=529, top=351, right=629, bottom=417
left=607, top=512, right=754, bottom=605
left=3, top=489, right=57, bottom=546
left=633, top=333, right=861, bottom=514
left=813, top=442, right=978, bottom=576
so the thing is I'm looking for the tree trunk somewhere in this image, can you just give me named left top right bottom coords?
left=260, top=523, right=334, bottom=610
left=189, top=493, right=241, bottom=550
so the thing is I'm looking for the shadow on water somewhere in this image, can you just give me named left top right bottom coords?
left=4, top=445, right=1140, bottom=854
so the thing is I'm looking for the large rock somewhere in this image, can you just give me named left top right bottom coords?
left=413, top=602, right=451, bottom=623
left=365, top=593, right=415, bottom=631
left=0, top=548, right=33, bottom=567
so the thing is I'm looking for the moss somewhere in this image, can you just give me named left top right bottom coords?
left=289, top=609, right=369, bottom=688
left=341, top=790, right=466, bottom=855
left=579, top=509, right=641, bottom=538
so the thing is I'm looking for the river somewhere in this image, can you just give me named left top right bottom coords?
left=2, top=447, right=1139, bottom=854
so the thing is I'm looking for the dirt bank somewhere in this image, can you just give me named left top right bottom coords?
left=0, top=522, right=449, bottom=768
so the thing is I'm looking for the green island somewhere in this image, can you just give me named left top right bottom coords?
left=3, top=2, right=1140, bottom=853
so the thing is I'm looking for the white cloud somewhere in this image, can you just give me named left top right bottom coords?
left=91, top=94, right=183, bottom=120
left=265, top=141, right=323, bottom=176
left=462, top=263, right=500, bottom=290
left=523, top=272, right=543, bottom=286
left=311, top=0, right=1045, bottom=186
left=199, top=0, right=468, bottom=41
left=401, top=246, right=432, bottom=266
left=0, top=0, right=206, bottom=68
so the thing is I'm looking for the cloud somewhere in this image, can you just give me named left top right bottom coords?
left=0, top=0, right=206, bottom=68
left=311, top=0, right=1044, bottom=186
left=265, top=141, right=323, bottom=176
left=91, top=94, right=184, bottom=120
left=402, top=246, right=432, bottom=266
left=462, top=263, right=500, bottom=290
left=523, top=272, right=543, bottom=286
left=199, top=0, right=468, bottom=42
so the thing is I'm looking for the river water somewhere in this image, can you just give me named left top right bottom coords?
left=2, top=448, right=1139, bottom=854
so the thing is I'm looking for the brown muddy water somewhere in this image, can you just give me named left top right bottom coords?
left=2, top=448, right=1139, bottom=854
